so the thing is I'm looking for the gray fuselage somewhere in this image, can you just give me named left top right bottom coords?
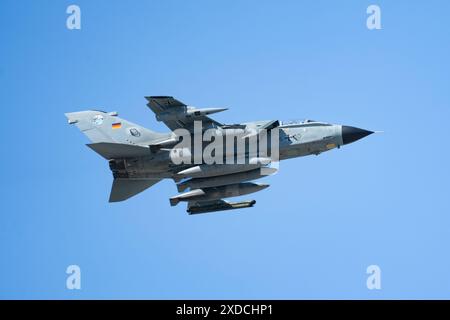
left=108, top=121, right=371, bottom=180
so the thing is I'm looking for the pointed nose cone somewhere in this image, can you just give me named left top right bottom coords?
left=342, top=126, right=374, bottom=145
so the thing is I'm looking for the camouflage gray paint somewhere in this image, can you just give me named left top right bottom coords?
left=66, top=96, right=374, bottom=214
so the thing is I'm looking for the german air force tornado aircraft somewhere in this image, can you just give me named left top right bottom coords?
left=66, top=96, right=374, bottom=214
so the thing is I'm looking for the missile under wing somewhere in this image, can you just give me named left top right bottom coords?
left=188, top=199, right=257, bottom=215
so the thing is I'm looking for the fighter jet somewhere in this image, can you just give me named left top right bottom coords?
left=66, top=96, right=374, bottom=214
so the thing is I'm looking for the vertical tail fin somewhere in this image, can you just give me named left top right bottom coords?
left=65, top=110, right=167, bottom=144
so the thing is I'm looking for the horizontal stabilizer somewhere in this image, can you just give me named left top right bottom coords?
left=87, top=142, right=151, bottom=159
left=109, top=179, right=160, bottom=202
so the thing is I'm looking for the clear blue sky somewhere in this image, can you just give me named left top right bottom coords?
left=1, top=0, right=449, bottom=299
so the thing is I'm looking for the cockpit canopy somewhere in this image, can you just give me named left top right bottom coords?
left=280, top=119, right=331, bottom=127
left=280, top=119, right=318, bottom=125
